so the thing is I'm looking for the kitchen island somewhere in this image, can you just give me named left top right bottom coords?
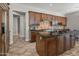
left=36, top=30, right=75, bottom=56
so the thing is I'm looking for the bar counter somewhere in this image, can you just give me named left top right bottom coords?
left=35, top=30, right=75, bottom=56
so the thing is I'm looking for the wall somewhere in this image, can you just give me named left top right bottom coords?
left=66, top=11, right=79, bottom=30
left=9, top=3, right=65, bottom=44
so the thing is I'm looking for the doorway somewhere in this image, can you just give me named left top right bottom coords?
left=13, top=15, right=20, bottom=42
left=13, top=11, right=26, bottom=43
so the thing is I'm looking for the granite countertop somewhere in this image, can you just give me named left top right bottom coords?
left=30, top=29, right=72, bottom=38
left=37, top=30, right=62, bottom=37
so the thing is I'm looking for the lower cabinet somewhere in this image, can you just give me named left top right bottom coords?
left=46, top=37, right=57, bottom=56
left=70, top=35, right=75, bottom=48
left=36, top=33, right=75, bottom=56
left=64, top=33, right=71, bottom=51
left=36, top=35, right=57, bottom=56
left=30, top=31, right=37, bottom=42
left=36, top=35, right=47, bottom=56
left=57, top=35, right=65, bottom=55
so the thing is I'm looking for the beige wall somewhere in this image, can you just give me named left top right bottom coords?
left=66, top=11, right=79, bottom=30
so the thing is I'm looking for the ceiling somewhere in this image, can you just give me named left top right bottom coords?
left=22, top=3, right=79, bottom=15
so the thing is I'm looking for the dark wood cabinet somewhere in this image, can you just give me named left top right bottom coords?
left=29, top=11, right=66, bottom=26
left=57, top=35, right=65, bottom=55
left=64, top=33, right=71, bottom=51
left=29, top=11, right=67, bottom=42
left=29, top=11, right=42, bottom=25
left=57, top=16, right=66, bottom=26
left=70, top=35, right=75, bottom=48
left=29, top=12, right=42, bottom=42
left=46, top=37, right=57, bottom=56
left=41, top=13, right=48, bottom=20
left=30, top=31, right=37, bottom=42
left=36, top=35, right=57, bottom=56
left=36, top=33, right=75, bottom=56
left=35, top=12, right=41, bottom=24
left=36, top=35, right=47, bottom=56
left=47, top=15, right=52, bottom=21
left=29, top=11, right=35, bottom=25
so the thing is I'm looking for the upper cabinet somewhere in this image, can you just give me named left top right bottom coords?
left=57, top=16, right=66, bottom=26
left=29, top=11, right=35, bottom=25
left=47, top=14, right=52, bottom=21
left=29, top=11, right=42, bottom=25
left=41, top=14, right=53, bottom=21
left=29, top=11, right=67, bottom=26
left=35, top=12, right=41, bottom=24
left=41, top=13, right=48, bottom=20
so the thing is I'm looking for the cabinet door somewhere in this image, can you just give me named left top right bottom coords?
left=36, top=35, right=47, bottom=56
left=52, top=15, right=56, bottom=20
left=57, top=16, right=66, bottom=26
left=70, top=35, right=75, bottom=48
left=47, top=37, right=57, bottom=56
left=42, top=14, right=48, bottom=20
left=30, top=32, right=36, bottom=42
left=62, top=17, right=66, bottom=26
left=57, top=36, right=64, bottom=55
left=35, top=13, right=41, bottom=24
left=64, top=33, right=71, bottom=51
left=47, top=15, right=52, bottom=21
left=29, top=11, right=35, bottom=25
left=56, top=16, right=61, bottom=24
left=52, top=16, right=58, bottom=22
left=60, top=17, right=66, bottom=26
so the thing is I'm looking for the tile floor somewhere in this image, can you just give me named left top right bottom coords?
left=7, top=37, right=38, bottom=56
left=7, top=37, right=79, bottom=56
